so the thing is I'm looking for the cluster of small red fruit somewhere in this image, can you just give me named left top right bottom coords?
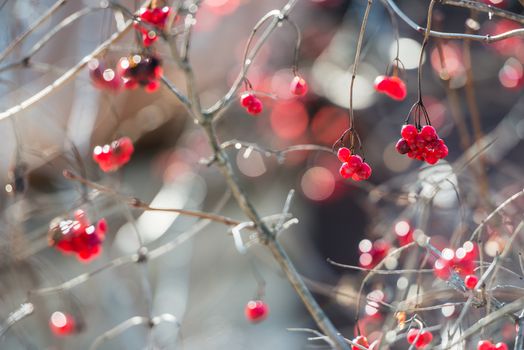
left=92, top=136, right=135, bottom=172
left=357, top=239, right=389, bottom=269
left=337, top=147, right=372, bottom=181
left=89, top=53, right=163, bottom=93
left=395, top=124, right=449, bottom=165
left=239, top=75, right=308, bottom=116
left=477, top=340, right=509, bottom=350
left=433, top=241, right=479, bottom=288
left=133, top=5, right=172, bottom=47
left=48, top=210, right=107, bottom=262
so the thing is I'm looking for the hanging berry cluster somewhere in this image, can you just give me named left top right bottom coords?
left=374, top=59, right=407, bottom=101
left=395, top=102, right=448, bottom=165
left=118, top=53, right=163, bottom=92
left=134, top=4, right=172, bottom=47
left=407, top=328, right=433, bottom=349
left=433, top=241, right=477, bottom=284
left=337, top=147, right=372, bottom=181
left=48, top=210, right=107, bottom=262
left=240, top=91, right=263, bottom=116
left=477, top=340, right=509, bottom=350
left=357, top=238, right=389, bottom=269
left=92, top=136, right=134, bottom=172
left=88, top=59, right=122, bottom=91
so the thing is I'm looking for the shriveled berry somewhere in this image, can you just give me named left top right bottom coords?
left=245, top=300, right=269, bottom=323
left=337, top=147, right=351, bottom=163
left=395, top=139, right=410, bottom=154
left=464, top=274, right=479, bottom=289
left=290, top=75, right=308, bottom=96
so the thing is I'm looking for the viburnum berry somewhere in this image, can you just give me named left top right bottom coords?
left=494, top=342, right=509, bottom=350
left=88, top=59, right=122, bottom=91
left=337, top=151, right=372, bottom=181
left=351, top=335, right=369, bottom=350
left=396, top=124, right=448, bottom=165
left=290, top=75, right=308, bottom=96
left=407, top=329, right=432, bottom=349
left=244, top=300, right=269, bottom=323
left=118, top=54, right=163, bottom=92
left=464, top=274, right=479, bottom=289
left=49, top=311, right=75, bottom=336
left=134, top=5, right=172, bottom=47
left=374, top=75, right=407, bottom=101
left=48, top=210, right=107, bottom=262
left=434, top=241, right=478, bottom=281
left=240, top=92, right=263, bottom=116
left=93, top=137, right=135, bottom=172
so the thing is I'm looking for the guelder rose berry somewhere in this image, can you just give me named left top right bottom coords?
left=240, top=92, right=263, bottom=116
left=118, top=54, right=163, bottom=92
left=134, top=5, right=172, bottom=47
left=244, top=300, right=269, bottom=323
left=48, top=210, right=107, bottom=262
left=88, top=59, right=122, bottom=91
left=464, top=274, right=479, bottom=289
left=93, top=137, right=135, bottom=172
left=290, top=75, right=308, bottom=96
left=374, top=75, right=407, bottom=101
left=396, top=124, right=448, bottom=165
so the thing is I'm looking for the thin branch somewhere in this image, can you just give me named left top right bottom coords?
left=440, top=0, right=524, bottom=25
left=382, top=0, right=524, bottom=43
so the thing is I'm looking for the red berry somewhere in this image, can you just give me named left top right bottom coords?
left=415, top=330, right=433, bottom=348
left=374, top=75, right=407, bottom=101
left=420, top=125, right=437, bottom=142
left=244, top=300, right=269, bottom=323
left=339, top=162, right=353, bottom=179
left=477, top=340, right=495, bottom=350
left=356, top=162, right=372, bottom=180
left=401, top=124, right=418, bottom=142
left=395, top=139, right=410, bottom=154
left=118, top=54, right=162, bottom=90
left=434, top=258, right=451, bottom=280
left=240, top=93, right=256, bottom=108
left=464, top=274, right=479, bottom=289
left=495, top=342, right=509, bottom=350
left=425, top=152, right=439, bottom=165
left=49, top=311, right=75, bottom=336
left=337, top=147, right=351, bottom=162
left=247, top=98, right=263, bottom=115
left=351, top=335, right=369, bottom=350
left=407, top=329, right=419, bottom=344
left=290, top=75, right=308, bottom=96
left=346, top=155, right=363, bottom=173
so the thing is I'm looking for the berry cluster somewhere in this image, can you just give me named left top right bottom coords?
left=395, top=124, right=448, bottom=164
left=290, top=75, right=308, bottom=96
left=358, top=239, right=390, bottom=269
left=407, top=329, right=433, bottom=349
left=118, top=54, right=163, bottom=92
left=477, top=340, right=509, bottom=350
left=244, top=300, right=269, bottom=323
left=337, top=147, right=372, bottom=181
left=48, top=210, right=107, bottom=262
left=433, top=241, right=477, bottom=281
left=134, top=5, right=172, bottom=47
left=240, top=92, right=263, bottom=116
left=93, top=137, right=135, bottom=172
left=88, top=59, right=122, bottom=91
left=374, top=75, right=407, bottom=101
left=49, top=311, right=75, bottom=336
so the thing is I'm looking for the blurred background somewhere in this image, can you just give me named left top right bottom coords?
left=0, top=0, right=523, bottom=349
